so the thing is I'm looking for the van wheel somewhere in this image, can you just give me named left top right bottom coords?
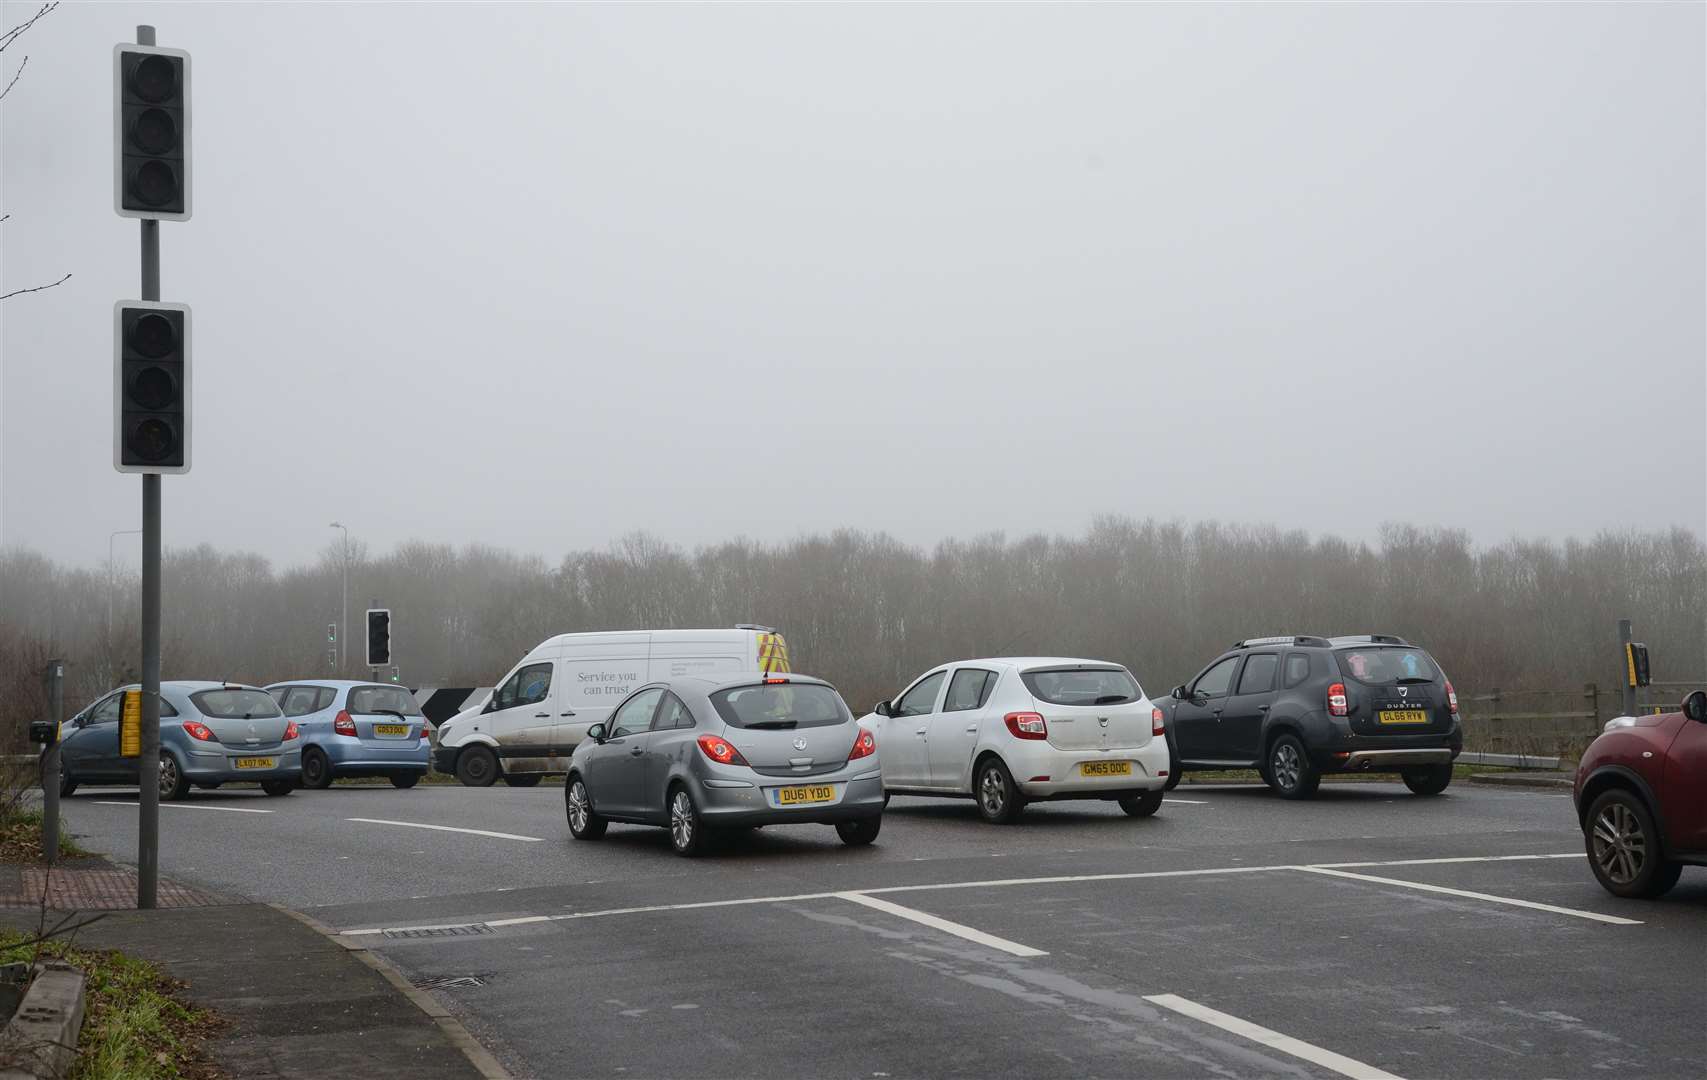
left=1401, top=764, right=1453, bottom=796
left=975, top=758, right=1025, bottom=824
left=1266, top=735, right=1319, bottom=800
left=455, top=746, right=499, bottom=787
left=389, top=772, right=420, bottom=789
left=300, top=747, right=334, bottom=790
left=835, top=816, right=881, bottom=846
left=1118, top=790, right=1165, bottom=818
left=503, top=774, right=542, bottom=788
left=565, top=776, right=607, bottom=840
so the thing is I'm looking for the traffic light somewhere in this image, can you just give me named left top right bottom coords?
left=114, top=301, right=191, bottom=473
left=366, top=609, right=392, bottom=667
left=114, top=44, right=191, bottom=220
left=1627, top=642, right=1651, bottom=688
left=327, top=623, right=337, bottom=644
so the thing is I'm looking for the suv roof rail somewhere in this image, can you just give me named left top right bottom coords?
left=1326, top=634, right=1411, bottom=647
left=1232, top=635, right=1333, bottom=649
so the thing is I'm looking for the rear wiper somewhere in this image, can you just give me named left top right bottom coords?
left=373, top=708, right=409, bottom=719
left=743, top=720, right=798, bottom=730
left=1093, top=695, right=1130, bottom=705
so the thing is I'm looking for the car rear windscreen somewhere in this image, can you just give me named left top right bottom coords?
left=190, top=689, right=282, bottom=719
left=1334, top=647, right=1440, bottom=685
left=1021, top=667, right=1141, bottom=706
left=710, top=683, right=849, bottom=729
left=347, top=686, right=423, bottom=716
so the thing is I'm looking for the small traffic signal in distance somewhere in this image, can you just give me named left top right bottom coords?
left=1627, top=642, right=1651, bottom=688
left=114, top=301, right=191, bottom=473
left=366, top=609, right=392, bottom=667
left=327, top=623, right=337, bottom=643
left=114, top=44, right=191, bottom=220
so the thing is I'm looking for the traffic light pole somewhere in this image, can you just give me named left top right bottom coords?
left=135, top=22, right=162, bottom=911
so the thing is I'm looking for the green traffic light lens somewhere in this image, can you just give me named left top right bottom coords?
left=129, top=160, right=180, bottom=208
left=127, top=418, right=177, bottom=463
left=130, top=55, right=177, bottom=103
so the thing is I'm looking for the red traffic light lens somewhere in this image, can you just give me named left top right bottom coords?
left=130, top=55, right=177, bottom=103
left=130, top=312, right=177, bottom=358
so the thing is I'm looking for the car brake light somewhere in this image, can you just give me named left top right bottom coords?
left=283, top=720, right=299, bottom=741
left=697, top=734, right=749, bottom=766
left=333, top=710, right=356, bottom=737
left=1446, top=679, right=1459, bottom=716
left=184, top=721, right=216, bottom=742
left=1004, top=712, right=1047, bottom=740
left=763, top=677, right=789, bottom=685
left=847, top=727, right=876, bottom=761
left=1327, top=683, right=1349, bottom=718
left=1151, top=707, right=1165, bottom=736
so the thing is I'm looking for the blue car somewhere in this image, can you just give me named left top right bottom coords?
left=264, top=680, right=431, bottom=789
left=54, top=681, right=301, bottom=801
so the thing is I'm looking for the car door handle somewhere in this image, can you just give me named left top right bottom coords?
left=1258, top=705, right=1270, bottom=713
left=629, top=747, right=643, bottom=756
left=965, top=725, right=977, bottom=733
left=915, top=727, right=927, bottom=736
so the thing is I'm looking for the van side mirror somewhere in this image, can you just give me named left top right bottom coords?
left=587, top=723, right=606, bottom=744
left=1684, top=690, right=1707, bottom=723
left=873, top=701, right=892, bottom=718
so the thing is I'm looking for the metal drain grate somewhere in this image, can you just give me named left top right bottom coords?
left=415, top=974, right=491, bottom=991
left=384, top=924, right=494, bottom=940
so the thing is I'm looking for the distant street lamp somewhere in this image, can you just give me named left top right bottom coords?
left=108, top=528, right=142, bottom=642
left=329, top=522, right=349, bottom=674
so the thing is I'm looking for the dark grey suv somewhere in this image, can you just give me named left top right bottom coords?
left=1155, top=635, right=1463, bottom=799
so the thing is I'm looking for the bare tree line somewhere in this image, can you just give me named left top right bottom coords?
left=2, top=519, right=1703, bottom=741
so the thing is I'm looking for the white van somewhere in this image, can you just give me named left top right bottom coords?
left=431, top=626, right=791, bottom=787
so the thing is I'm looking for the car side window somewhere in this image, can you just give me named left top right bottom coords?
left=651, top=693, right=695, bottom=731
left=495, top=663, right=553, bottom=711
left=610, top=688, right=663, bottom=738
left=282, top=687, right=321, bottom=717
left=267, top=687, right=289, bottom=707
left=1193, top=657, right=1239, bottom=699
left=88, top=694, right=123, bottom=725
left=1283, top=652, right=1312, bottom=689
left=895, top=672, right=946, bottom=717
left=1237, top=654, right=1279, bottom=695
left=317, top=688, right=338, bottom=711
left=943, top=669, right=994, bottom=713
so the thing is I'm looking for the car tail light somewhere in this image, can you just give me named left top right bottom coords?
left=1004, top=712, right=1047, bottom=740
left=333, top=710, right=356, bottom=737
left=1327, top=683, right=1349, bottom=717
left=847, top=727, right=876, bottom=761
left=283, top=720, right=299, bottom=741
left=1446, top=679, right=1459, bottom=716
left=697, top=734, right=749, bottom=766
left=184, top=721, right=216, bottom=741
left=1151, top=707, right=1165, bottom=736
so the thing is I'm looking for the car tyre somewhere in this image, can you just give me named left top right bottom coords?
left=1164, top=768, right=1182, bottom=792
left=1401, top=764, right=1453, bottom=796
left=455, top=746, right=499, bottom=787
left=565, top=776, right=607, bottom=840
left=158, top=752, right=190, bottom=802
left=975, top=758, right=1025, bottom=824
left=47, top=757, right=75, bottom=799
left=1266, top=735, right=1319, bottom=800
left=1118, top=790, right=1165, bottom=818
left=835, top=816, right=881, bottom=846
left=389, top=772, right=420, bottom=789
left=1586, top=789, right=1682, bottom=899
left=668, top=785, right=707, bottom=857
left=503, top=774, right=542, bottom=788
left=300, top=747, right=335, bottom=790
left=260, top=779, right=294, bottom=797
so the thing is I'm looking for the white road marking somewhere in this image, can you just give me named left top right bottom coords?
left=1144, top=993, right=1404, bottom=1080
left=338, top=851, right=1586, bottom=937
left=95, top=800, right=272, bottom=814
left=344, top=818, right=544, bottom=843
left=1163, top=798, right=1208, bottom=804
left=836, top=891, right=1048, bottom=958
left=1293, top=866, right=1640, bottom=925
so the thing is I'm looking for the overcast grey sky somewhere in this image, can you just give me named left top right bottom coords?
left=3, top=1, right=1703, bottom=572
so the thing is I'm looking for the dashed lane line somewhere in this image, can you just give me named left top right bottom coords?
left=1144, top=993, right=1404, bottom=1080
left=1292, top=865, right=1641, bottom=925
left=344, top=818, right=545, bottom=843
left=836, top=891, right=1048, bottom=957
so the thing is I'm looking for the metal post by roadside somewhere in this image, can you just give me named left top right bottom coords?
left=1618, top=618, right=1635, bottom=719
left=135, top=21, right=162, bottom=911
left=41, top=660, right=63, bottom=864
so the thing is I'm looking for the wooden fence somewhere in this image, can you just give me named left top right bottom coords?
left=1458, top=680, right=1700, bottom=761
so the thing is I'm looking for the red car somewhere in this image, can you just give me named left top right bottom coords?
left=1574, top=689, right=1707, bottom=898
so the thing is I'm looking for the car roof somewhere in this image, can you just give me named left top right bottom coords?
left=961, top=657, right=1128, bottom=671
left=667, top=672, right=834, bottom=695
left=262, top=679, right=401, bottom=690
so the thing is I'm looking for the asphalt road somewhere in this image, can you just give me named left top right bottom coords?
left=54, top=778, right=1707, bottom=1079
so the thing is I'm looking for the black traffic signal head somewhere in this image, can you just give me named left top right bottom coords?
left=366, top=609, right=392, bottom=667
left=114, top=301, right=191, bottom=473
left=114, top=44, right=191, bottom=220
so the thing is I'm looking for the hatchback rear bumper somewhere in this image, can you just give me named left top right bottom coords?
left=697, top=774, right=885, bottom=825
left=1013, top=738, right=1170, bottom=798
left=319, top=735, right=431, bottom=772
left=180, top=746, right=301, bottom=783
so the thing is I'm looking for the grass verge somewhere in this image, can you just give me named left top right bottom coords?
left=0, top=809, right=91, bottom=863
left=0, top=930, right=223, bottom=1080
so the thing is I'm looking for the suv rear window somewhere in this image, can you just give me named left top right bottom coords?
left=190, top=689, right=282, bottom=720
left=1334, top=647, right=1440, bottom=685
left=348, top=686, right=422, bottom=716
left=710, top=683, right=849, bottom=730
left=1021, top=667, right=1141, bottom=706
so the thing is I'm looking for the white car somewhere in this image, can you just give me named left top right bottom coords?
left=861, top=657, right=1170, bottom=823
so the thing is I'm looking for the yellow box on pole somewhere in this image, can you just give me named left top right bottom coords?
left=121, top=689, right=142, bottom=758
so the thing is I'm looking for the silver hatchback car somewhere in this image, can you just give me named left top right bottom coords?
left=565, top=673, right=884, bottom=856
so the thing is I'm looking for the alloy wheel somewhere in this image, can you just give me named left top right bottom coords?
left=1272, top=743, right=1300, bottom=791
left=979, top=768, right=1005, bottom=816
left=157, top=754, right=178, bottom=798
left=568, top=781, right=590, bottom=833
left=1591, top=802, right=1646, bottom=885
left=670, top=791, right=694, bottom=851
